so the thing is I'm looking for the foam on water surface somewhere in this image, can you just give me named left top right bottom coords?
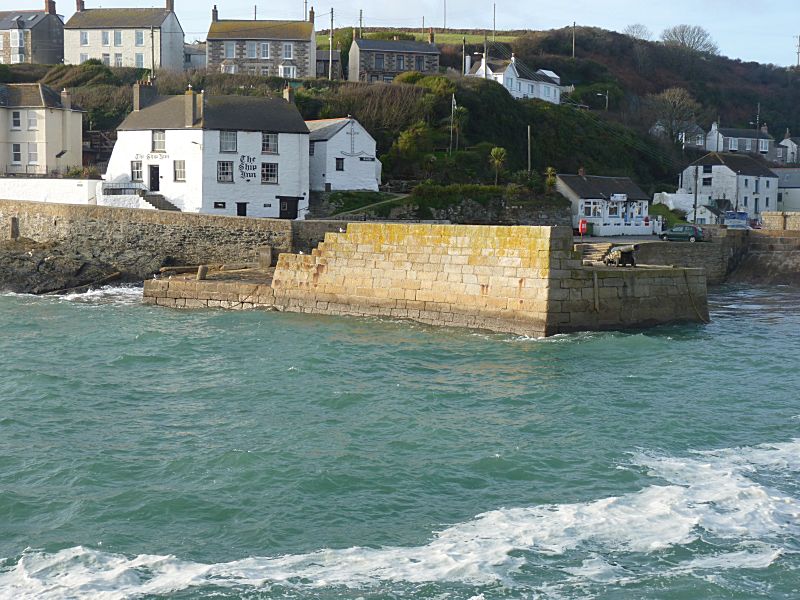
left=2, top=439, right=797, bottom=599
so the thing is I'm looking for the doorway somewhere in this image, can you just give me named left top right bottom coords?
left=149, top=165, right=160, bottom=192
left=278, top=197, right=299, bottom=220
left=236, top=202, right=248, bottom=217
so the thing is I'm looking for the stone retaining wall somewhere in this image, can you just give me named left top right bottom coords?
left=762, top=212, right=800, bottom=231
left=728, top=230, right=800, bottom=285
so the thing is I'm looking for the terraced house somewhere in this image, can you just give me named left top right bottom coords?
left=64, top=0, right=184, bottom=71
left=206, top=5, right=316, bottom=78
left=0, top=1, right=64, bottom=65
left=348, top=32, right=440, bottom=82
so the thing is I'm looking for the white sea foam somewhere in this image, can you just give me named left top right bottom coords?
left=58, top=285, right=143, bottom=305
left=2, top=439, right=798, bottom=599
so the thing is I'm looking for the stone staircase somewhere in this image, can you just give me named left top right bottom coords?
left=574, top=242, right=614, bottom=264
left=143, top=193, right=180, bottom=211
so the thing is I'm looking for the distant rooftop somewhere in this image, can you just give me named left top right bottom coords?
left=353, top=38, right=440, bottom=54
left=207, top=19, right=313, bottom=41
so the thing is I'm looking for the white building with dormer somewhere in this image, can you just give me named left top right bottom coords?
left=466, top=55, right=564, bottom=104
left=102, top=82, right=310, bottom=219
left=306, top=117, right=381, bottom=192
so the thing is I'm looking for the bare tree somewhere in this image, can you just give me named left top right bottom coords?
left=645, top=87, right=702, bottom=144
left=623, top=24, right=652, bottom=41
left=660, top=25, right=719, bottom=55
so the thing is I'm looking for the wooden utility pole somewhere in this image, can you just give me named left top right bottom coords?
left=572, top=22, right=576, bottom=58
left=693, top=165, right=699, bottom=223
left=493, top=3, right=496, bottom=41
left=527, top=125, right=532, bottom=173
left=483, top=32, right=488, bottom=79
left=150, top=26, right=155, bottom=77
left=422, top=16, right=425, bottom=36
left=359, top=9, right=363, bottom=38
left=796, top=35, right=800, bottom=67
left=443, top=0, right=446, bottom=29
left=462, top=36, right=466, bottom=75
left=329, top=8, right=334, bottom=80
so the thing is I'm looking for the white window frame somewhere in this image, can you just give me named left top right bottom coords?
left=135, top=30, right=145, bottom=46
left=131, top=160, right=143, bottom=181
left=397, top=55, right=405, bottom=70
left=11, top=111, right=21, bottom=130
left=260, top=66, right=269, bottom=76
left=10, top=30, right=23, bottom=48
left=336, top=157, right=345, bottom=171
left=222, top=64, right=236, bottom=74
left=759, top=139, right=769, bottom=153
left=152, top=130, right=166, bottom=153
left=219, top=131, right=237, bottom=153
left=260, top=42, right=270, bottom=59
left=280, top=65, right=296, bottom=78
left=729, top=138, right=738, bottom=151
left=80, top=53, right=89, bottom=63
left=217, top=161, right=234, bottom=183
left=80, top=31, right=89, bottom=46
left=261, top=132, right=278, bottom=154
left=135, top=53, right=144, bottom=68
left=114, top=53, right=123, bottom=67
left=0, top=34, right=4, bottom=50
left=113, top=30, right=122, bottom=47
left=283, top=42, right=293, bottom=59
left=102, top=30, right=110, bottom=46
left=101, top=53, right=110, bottom=66
left=247, top=41, right=257, bottom=59
left=11, top=143, right=22, bottom=164
left=174, top=160, right=186, bottom=182
left=27, top=143, right=38, bottom=165
left=27, top=111, right=37, bottom=130
left=745, top=138, right=752, bottom=151
left=224, top=41, right=235, bottom=59
left=261, top=162, right=278, bottom=184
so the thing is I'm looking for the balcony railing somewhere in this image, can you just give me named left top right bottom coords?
left=101, top=182, right=147, bottom=196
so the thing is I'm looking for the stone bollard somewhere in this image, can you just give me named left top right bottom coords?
left=9, top=217, right=20, bottom=240
left=196, top=265, right=209, bottom=280
left=257, top=246, right=273, bottom=268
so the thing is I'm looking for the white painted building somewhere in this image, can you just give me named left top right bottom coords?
left=467, top=55, right=563, bottom=104
left=705, top=122, right=779, bottom=163
left=652, top=190, right=719, bottom=225
left=773, top=168, right=800, bottom=212
left=103, top=83, right=310, bottom=219
left=556, top=171, right=653, bottom=236
left=64, top=0, right=184, bottom=71
left=306, top=117, right=381, bottom=192
left=779, top=135, right=800, bottom=165
left=680, top=152, right=778, bottom=223
left=0, top=83, right=83, bottom=176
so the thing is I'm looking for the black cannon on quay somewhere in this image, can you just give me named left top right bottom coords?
left=603, top=244, right=640, bottom=268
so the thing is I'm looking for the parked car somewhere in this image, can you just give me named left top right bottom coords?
left=660, top=224, right=705, bottom=242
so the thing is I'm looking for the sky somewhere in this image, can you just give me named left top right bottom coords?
left=16, top=0, right=799, bottom=66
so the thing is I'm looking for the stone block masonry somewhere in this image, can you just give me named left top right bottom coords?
left=146, top=224, right=710, bottom=337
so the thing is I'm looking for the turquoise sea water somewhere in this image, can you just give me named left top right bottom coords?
left=0, top=285, right=799, bottom=599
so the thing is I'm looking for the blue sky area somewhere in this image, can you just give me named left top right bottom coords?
left=44, top=0, right=799, bottom=66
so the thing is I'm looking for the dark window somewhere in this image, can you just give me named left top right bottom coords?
left=702, top=177, right=712, bottom=186
left=309, top=142, right=315, bottom=156
left=702, top=165, right=712, bottom=174
left=374, top=53, right=384, bottom=70
left=336, top=157, right=344, bottom=171
left=213, top=202, right=226, bottom=209
left=415, top=55, right=424, bottom=70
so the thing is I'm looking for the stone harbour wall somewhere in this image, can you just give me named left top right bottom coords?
left=762, top=212, right=800, bottom=231
left=728, top=230, right=800, bottom=285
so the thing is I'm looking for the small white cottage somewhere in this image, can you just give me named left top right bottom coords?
left=556, top=171, right=653, bottom=236
left=305, top=117, right=381, bottom=192
left=103, top=82, right=310, bottom=219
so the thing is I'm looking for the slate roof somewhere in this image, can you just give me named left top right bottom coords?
left=305, top=118, right=350, bottom=141
left=772, top=168, right=800, bottom=188
left=353, top=38, right=439, bottom=54
left=690, top=153, right=777, bottom=178
left=0, top=11, right=49, bottom=29
left=118, top=94, right=309, bottom=134
left=65, top=8, right=171, bottom=29
left=557, top=174, right=649, bottom=201
left=316, top=49, right=341, bottom=61
left=0, top=83, right=75, bottom=109
left=468, top=58, right=559, bottom=84
left=715, top=127, right=774, bottom=141
left=207, top=19, right=313, bottom=40
left=780, top=137, right=800, bottom=146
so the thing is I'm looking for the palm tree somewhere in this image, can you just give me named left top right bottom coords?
left=545, top=166, right=557, bottom=189
left=489, top=147, right=507, bottom=186
left=453, top=106, right=468, bottom=151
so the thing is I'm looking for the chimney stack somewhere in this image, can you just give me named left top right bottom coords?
left=428, top=27, right=435, bottom=44
left=60, top=88, right=71, bottom=110
left=133, top=80, right=157, bottom=112
left=761, top=124, right=769, bottom=135
left=785, top=128, right=791, bottom=140
left=45, top=0, right=56, bottom=15
left=308, top=6, right=314, bottom=24
left=211, top=4, right=218, bottom=22
left=578, top=167, right=586, bottom=177
left=75, top=0, right=84, bottom=12
left=165, top=0, right=174, bottom=12
left=283, top=84, right=295, bottom=104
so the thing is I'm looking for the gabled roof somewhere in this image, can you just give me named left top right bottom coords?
left=772, top=168, right=800, bottom=188
left=468, top=58, right=559, bottom=84
left=557, top=174, right=649, bottom=201
left=316, top=49, right=341, bottom=61
left=0, top=83, right=77, bottom=109
left=690, top=153, right=777, bottom=178
left=780, top=137, right=800, bottom=146
left=353, top=38, right=439, bottom=54
left=118, top=94, right=309, bottom=134
left=715, top=127, right=774, bottom=141
left=207, top=19, right=313, bottom=41
left=0, top=11, right=51, bottom=29
left=65, top=8, right=171, bottom=29
left=305, top=118, right=350, bottom=141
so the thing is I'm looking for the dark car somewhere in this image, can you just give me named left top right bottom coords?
left=660, top=224, right=705, bottom=243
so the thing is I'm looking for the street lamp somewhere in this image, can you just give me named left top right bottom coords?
left=596, top=90, right=609, bottom=111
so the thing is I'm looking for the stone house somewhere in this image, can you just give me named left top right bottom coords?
left=773, top=168, right=800, bottom=212
left=556, top=171, right=652, bottom=236
left=206, top=5, right=316, bottom=78
left=103, top=82, right=310, bottom=219
left=0, top=83, right=83, bottom=176
left=183, top=41, right=206, bottom=71
left=316, top=49, right=341, bottom=79
left=306, top=117, right=381, bottom=192
left=64, top=0, right=184, bottom=70
left=0, top=1, right=64, bottom=65
left=348, top=33, right=439, bottom=82
left=467, top=55, right=563, bottom=104
left=680, top=152, right=778, bottom=222
left=705, top=122, right=779, bottom=162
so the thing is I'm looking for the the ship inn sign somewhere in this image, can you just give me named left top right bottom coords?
left=239, top=155, right=258, bottom=181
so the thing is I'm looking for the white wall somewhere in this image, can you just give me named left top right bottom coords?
left=0, top=177, right=98, bottom=204
left=310, top=121, right=381, bottom=192
left=681, top=165, right=778, bottom=218
left=65, top=24, right=183, bottom=70
left=0, top=106, right=82, bottom=175
left=653, top=191, right=716, bottom=224
left=160, top=12, right=185, bottom=71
